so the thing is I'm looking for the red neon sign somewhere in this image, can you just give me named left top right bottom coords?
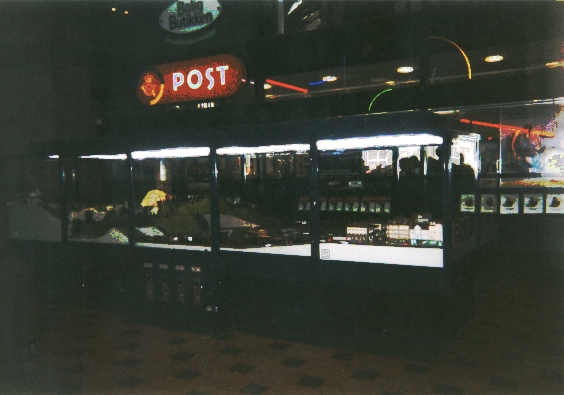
left=137, top=54, right=246, bottom=105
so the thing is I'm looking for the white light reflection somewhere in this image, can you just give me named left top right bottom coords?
left=49, top=155, right=59, bottom=159
left=132, top=147, right=210, bottom=159
left=317, top=134, right=443, bottom=151
left=79, top=154, right=127, bottom=160
left=217, top=144, right=310, bottom=155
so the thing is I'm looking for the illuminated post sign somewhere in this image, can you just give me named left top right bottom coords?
left=136, top=54, right=246, bottom=106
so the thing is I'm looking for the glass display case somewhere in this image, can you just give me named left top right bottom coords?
left=132, top=147, right=211, bottom=250
left=6, top=156, right=62, bottom=241
left=216, top=144, right=311, bottom=256
left=67, top=154, right=129, bottom=244
left=315, top=134, right=445, bottom=267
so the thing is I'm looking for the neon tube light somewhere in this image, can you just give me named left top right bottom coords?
left=429, top=36, right=472, bottom=80
left=265, top=79, right=308, bottom=94
left=217, top=144, right=310, bottom=155
left=368, top=89, right=392, bottom=112
left=317, top=134, right=443, bottom=151
left=132, top=147, right=210, bottom=159
left=459, top=119, right=554, bottom=137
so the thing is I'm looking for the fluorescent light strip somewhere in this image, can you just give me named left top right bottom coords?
left=48, top=155, right=59, bottom=159
left=132, top=147, right=210, bottom=159
left=317, top=134, right=443, bottom=151
left=80, top=154, right=127, bottom=160
left=217, top=144, right=310, bottom=155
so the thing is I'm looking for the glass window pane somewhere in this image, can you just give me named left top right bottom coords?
left=317, top=136, right=443, bottom=267
left=217, top=145, right=311, bottom=256
left=68, top=157, right=129, bottom=244
left=6, top=157, right=61, bottom=241
left=132, top=148, right=211, bottom=250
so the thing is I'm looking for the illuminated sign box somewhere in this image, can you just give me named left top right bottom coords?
left=137, top=54, right=246, bottom=105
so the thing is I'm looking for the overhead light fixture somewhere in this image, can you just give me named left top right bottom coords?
left=485, top=55, right=503, bottom=63
left=385, top=81, right=395, bottom=86
left=317, top=134, right=443, bottom=151
left=124, top=10, right=129, bottom=14
left=264, top=83, right=272, bottom=90
left=546, top=60, right=564, bottom=68
left=132, top=147, right=210, bottom=159
left=397, top=66, right=414, bottom=74
left=111, top=7, right=116, bottom=12
left=287, top=0, right=302, bottom=15
left=49, top=155, right=59, bottom=159
left=217, top=144, right=310, bottom=155
left=80, top=154, right=127, bottom=160
left=322, top=76, right=337, bottom=82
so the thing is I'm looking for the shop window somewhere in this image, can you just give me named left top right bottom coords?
left=132, top=147, right=211, bottom=250
left=316, top=134, right=444, bottom=267
left=6, top=157, right=62, bottom=241
left=68, top=155, right=129, bottom=244
left=217, top=144, right=311, bottom=256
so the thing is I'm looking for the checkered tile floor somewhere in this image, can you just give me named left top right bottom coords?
left=1, top=247, right=563, bottom=394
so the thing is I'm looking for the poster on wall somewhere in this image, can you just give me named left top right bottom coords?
left=481, top=194, right=497, bottom=213
left=546, top=194, right=564, bottom=214
left=500, top=194, right=520, bottom=214
left=523, top=194, right=544, bottom=214
left=498, top=104, right=564, bottom=187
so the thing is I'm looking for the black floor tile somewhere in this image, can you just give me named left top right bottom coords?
left=118, top=342, right=141, bottom=351
left=115, top=357, right=143, bottom=368
left=454, top=357, right=479, bottom=368
left=57, top=382, right=83, bottom=394
left=404, top=364, right=429, bottom=374
left=351, top=369, right=378, bottom=381
left=73, top=334, right=94, bottom=342
left=220, top=347, right=244, bottom=356
left=66, top=348, right=91, bottom=357
left=116, top=376, right=144, bottom=388
left=488, top=376, right=517, bottom=389
left=170, top=352, right=196, bottom=361
left=467, top=337, right=488, bottom=345
left=62, top=363, right=88, bottom=375
left=281, top=357, right=306, bottom=367
left=434, top=383, right=464, bottom=394
left=331, top=351, right=354, bottom=361
left=230, top=363, right=255, bottom=374
left=268, top=342, right=291, bottom=350
left=120, top=329, right=140, bottom=337
left=239, top=382, right=270, bottom=395
left=175, top=369, right=203, bottom=381
left=167, top=337, right=190, bottom=345
left=215, top=332, right=234, bottom=340
left=540, top=371, right=564, bottom=383
left=296, top=376, right=326, bottom=388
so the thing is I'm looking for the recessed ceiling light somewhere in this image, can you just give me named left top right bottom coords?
left=111, top=7, right=116, bottom=12
left=124, top=10, right=129, bottom=14
left=485, top=55, right=503, bottom=62
left=264, top=83, right=272, bottom=90
left=396, top=66, right=414, bottom=74
left=385, top=81, right=395, bottom=86
left=322, top=76, right=337, bottom=82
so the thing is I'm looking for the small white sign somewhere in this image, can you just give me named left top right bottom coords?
left=546, top=194, right=564, bottom=214
left=500, top=194, right=519, bottom=214
left=523, top=194, right=544, bottom=214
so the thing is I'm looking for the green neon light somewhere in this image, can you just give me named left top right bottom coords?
left=368, top=89, right=392, bottom=112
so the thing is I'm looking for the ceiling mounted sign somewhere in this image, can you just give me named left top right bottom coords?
left=160, top=1, right=221, bottom=34
left=136, top=54, right=246, bottom=106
